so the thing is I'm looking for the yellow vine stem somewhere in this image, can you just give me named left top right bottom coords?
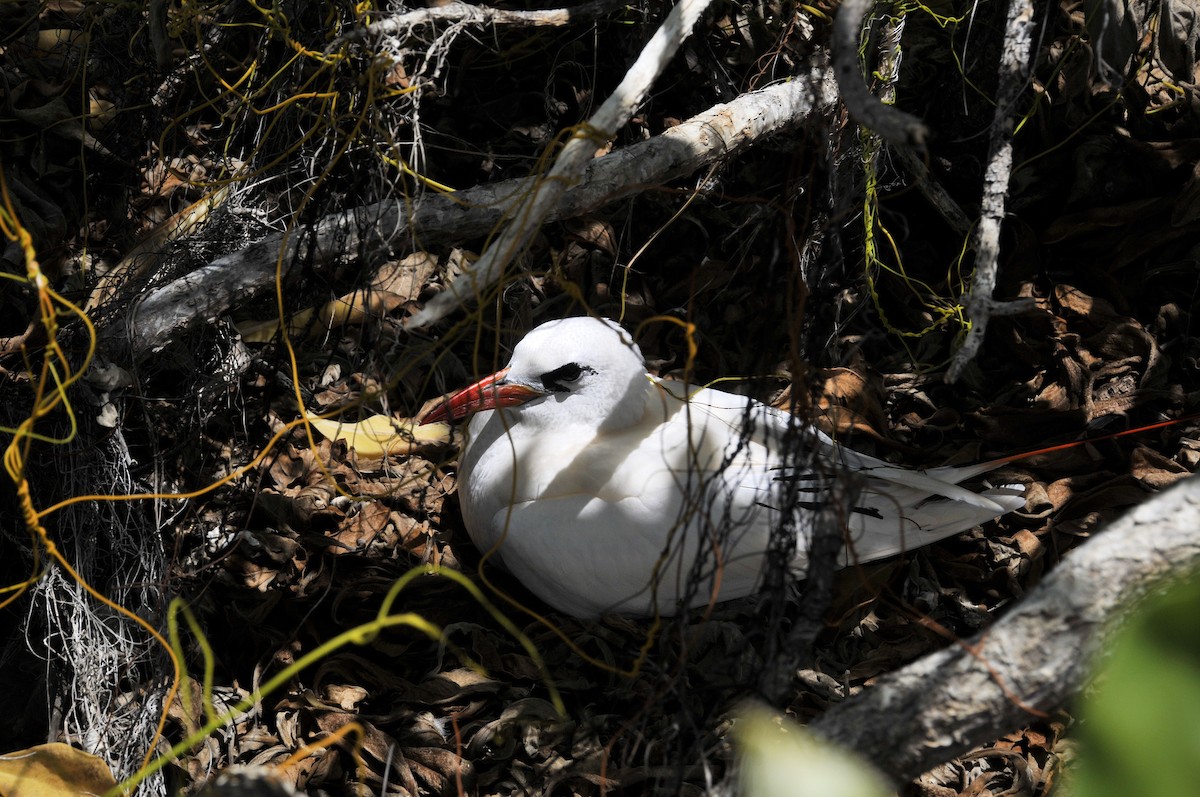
left=797, top=4, right=830, bottom=21
left=0, top=160, right=396, bottom=781
left=0, top=167, right=182, bottom=774
left=171, top=604, right=219, bottom=727
left=243, top=0, right=346, bottom=65
left=36, top=412, right=319, bottom=519
left=857, top=18, right=970, bottom=354
left=110, top=566, right=562, bottom=796
left=380, top=153, right=458, bottom=194
left=274, top=58, right=380, bottom=506
left=158, top=4, right=349, bottom=195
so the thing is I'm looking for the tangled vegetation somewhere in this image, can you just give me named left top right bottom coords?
left=2, top=0, right=1198, bottom=794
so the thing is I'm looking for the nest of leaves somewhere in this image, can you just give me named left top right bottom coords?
left=2, top=0, right=1200, bottom=795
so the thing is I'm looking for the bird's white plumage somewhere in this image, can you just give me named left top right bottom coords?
left=441, top=317, right=1025, bottom=618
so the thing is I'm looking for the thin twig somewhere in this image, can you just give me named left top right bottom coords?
left=945, top=0, right=1036, bottom=382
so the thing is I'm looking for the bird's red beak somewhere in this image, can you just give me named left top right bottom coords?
left=420, top=367, right=545, bottom=425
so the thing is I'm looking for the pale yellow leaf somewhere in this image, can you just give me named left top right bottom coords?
left=736, top=706, right=890, bottom=797
left=0, top=743, right=117, bottom=797
left=85, top=185, right=232, bottom=312
left=305, top=412, right=450, bottom=457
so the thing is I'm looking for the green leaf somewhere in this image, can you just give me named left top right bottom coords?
left=1072, top=574, right=1200, bottom=797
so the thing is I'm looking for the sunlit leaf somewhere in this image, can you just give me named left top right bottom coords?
left=306, top=412, right=450, bottom=458
left=736, top=706, right=890, bottom=797
left=0, top=743, right=117, bottom=797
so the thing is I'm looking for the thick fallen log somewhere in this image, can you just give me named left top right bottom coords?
left=807, top=472, right=1200, bottom=785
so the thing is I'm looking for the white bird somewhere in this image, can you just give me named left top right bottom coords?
left=421, top=317, right=1025, bottom=618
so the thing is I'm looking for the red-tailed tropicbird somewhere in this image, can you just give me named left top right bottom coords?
left=421, top=317, right=1025, bottom=618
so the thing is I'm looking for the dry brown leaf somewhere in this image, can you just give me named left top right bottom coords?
left=236, top=290, right=405, bottom=343
left=323, top=684, right=369, bottom=711
left=238, top=253, right=437, bottom=342
left=815, top=367, right=891, bottom=441
left=1061, top=475, right=1150, bottom=517
left=220, top=529, right=304, bottom=590
left=314, top=711, right=397, bottom=764
left=330, top=502, right=391, bottom=552
left=1045, top=479, right=1076, bottom=512
left=266, top=444, right=324, bottom=491
left=372, top=252, right=439, bottom=297
left=253, top=490, right=339, bottom=530
left=564, top=216, right=618, bottom=255
left=1052, top=285, right=1122, bottom=324
left=1130, top=444, right=1193, bottom=487
left=402, top=747, right=473, bottom=793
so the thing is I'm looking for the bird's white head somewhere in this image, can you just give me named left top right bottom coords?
left=421, top=317, right=649, bottom=432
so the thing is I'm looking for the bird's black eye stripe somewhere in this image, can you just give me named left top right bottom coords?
left=541, top=362, right=593, bottom=392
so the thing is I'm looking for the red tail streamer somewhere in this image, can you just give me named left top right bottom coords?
left=988, top=415, right=1198, bottom=466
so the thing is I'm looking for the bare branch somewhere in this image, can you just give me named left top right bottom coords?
left=945, top=0, right=1036, bottom=382
left=404, top=0, right=716, bottom=330
left=330, top=0, right=629, bottom=50
left=833, top=0, right=929, bottom=149
left=892, top=147, right=972, bottom=238
left=111, top=66, right=838, bottom=358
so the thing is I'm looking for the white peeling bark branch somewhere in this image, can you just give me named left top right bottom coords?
left=808, top=472, right=1200, bottom=785
left=944, top=0, right=1037, bottom=382
left=833, top=0, right=928, bottom=148
left=330, top=0, right=628, bottom=49
left=403, top=0, right=716, bottom=330
left=111, top=66, right=838, bottom=358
